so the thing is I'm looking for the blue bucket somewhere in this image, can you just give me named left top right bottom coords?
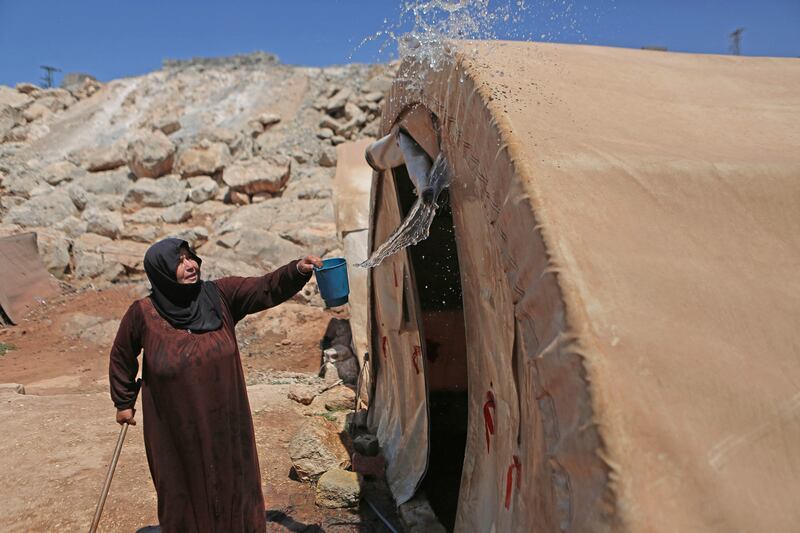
left=313, top=257, right=349, bottom=307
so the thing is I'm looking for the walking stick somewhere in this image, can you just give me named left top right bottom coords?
left=89, top=378, right=142, bottom=533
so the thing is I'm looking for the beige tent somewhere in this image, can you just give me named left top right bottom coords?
left=0, top=233, right=60, bottom=325
left=363, top=41, right=800, bottom=532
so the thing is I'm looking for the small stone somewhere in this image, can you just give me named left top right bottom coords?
left=325, top=88, right=352, bottom=114
left=288, top=384, right=318, bottom=406
left=151, top=112, right=181, bottom=135
left=318, top=147, right=337, bottom=168
left=0, top=383, right=26, bottom=395
left=331, top=135, right=346, bottom=146
left=362, top=91, right=384, bottom=103
left=320, top=362, right=339, bottom=383
left=317, top=128, right=333, bottom=140
left=187, top=175, right=219, bottom=204
left=315, top=469, right=360, bottom=509
left=228, top=190, right=250, bottom=205
left=15, top=83, right=40, bottom=95
left=319, top=116, right=341, bottom=133
left=257, top=112, right=281, bottom=127
left=161, top=202, right=193, bottom=224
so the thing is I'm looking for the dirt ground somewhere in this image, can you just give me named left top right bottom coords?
left=0, top=283, right=392, bottom=532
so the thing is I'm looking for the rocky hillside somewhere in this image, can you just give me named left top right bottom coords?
left=0, top=52, right=392, bottom=296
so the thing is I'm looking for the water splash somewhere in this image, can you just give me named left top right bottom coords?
left=358, top=199, right=438, bottom=269
left=355, top=1, right=534, bottom=72
left=352, top=0, right=601, bottom=70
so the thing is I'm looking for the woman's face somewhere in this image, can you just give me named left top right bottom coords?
left=176, top=248, right=200, bottom=284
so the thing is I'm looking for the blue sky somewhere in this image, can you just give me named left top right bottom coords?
left=1, top=0, right=798, bottom=87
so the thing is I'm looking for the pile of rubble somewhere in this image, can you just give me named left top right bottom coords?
left=0, top=54, right=395, bottom=292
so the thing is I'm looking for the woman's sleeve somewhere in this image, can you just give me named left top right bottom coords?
left=214, top=259, right=312, bottom=323
left=109, top=302, right=143, bottom=410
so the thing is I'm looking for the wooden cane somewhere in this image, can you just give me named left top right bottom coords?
left=89, top=378, right=142, bottom=533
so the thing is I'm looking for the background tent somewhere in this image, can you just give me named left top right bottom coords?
left=364, top=41, right=800, bottom=532
left=0, top=233, right=60, bottom=325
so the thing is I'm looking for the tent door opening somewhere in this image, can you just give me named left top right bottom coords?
left=394, top=163, right=468, bottom=531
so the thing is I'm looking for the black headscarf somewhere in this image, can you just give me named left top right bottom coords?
left=143, top=238, right=222, bottom=332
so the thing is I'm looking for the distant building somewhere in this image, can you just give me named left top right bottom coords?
left=61, top=72, right=97, bottom=91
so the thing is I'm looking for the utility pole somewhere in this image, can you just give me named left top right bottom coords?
left=729, top=27, right=745, bottom=56
left=39, top=65, right=61, bottom=88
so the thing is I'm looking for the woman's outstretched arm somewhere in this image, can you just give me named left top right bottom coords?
left=214, top=256, right=322, bottom=323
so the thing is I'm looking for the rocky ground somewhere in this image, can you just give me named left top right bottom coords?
left=0, top=53, right=400, bottom=531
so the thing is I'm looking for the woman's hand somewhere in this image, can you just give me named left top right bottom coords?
left=116, top=408, right=136, bottom=426
left=297, top=255, right=323, bottom=275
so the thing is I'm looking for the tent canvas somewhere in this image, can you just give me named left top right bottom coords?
left=0, top=233, right=60, bottom=325
left=364, top=41, right=800, bottom=532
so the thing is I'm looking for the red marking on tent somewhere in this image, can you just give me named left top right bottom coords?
left=411, top=345, right=422, bottom=374
left=505, top=455, right=522, bottom=510
left=382, top=336, right=388, bottom=356
left=483, top=391, right=496, bottom=453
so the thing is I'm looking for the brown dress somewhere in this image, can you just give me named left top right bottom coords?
left=109, top=261, right=310, bottom=532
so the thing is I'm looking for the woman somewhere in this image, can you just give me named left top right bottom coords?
left=109, top=237, right=321, bottom=532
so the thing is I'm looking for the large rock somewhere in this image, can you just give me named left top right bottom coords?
left=149, top=112, right=181, bottom=135
left=174, top=141, right=230, bottom=178
left=41, top=160, right=86, bottom=185
left=2, top=169, right=42, bottom=198
left=222, top=156, right=291, bottom=195
left=326, top=88, right=352, bottom=114
left=126, top=130, right=176, bottom=178
left=186, top=175, right=219, bottom=203
left=22, top=102, right=52, bottom=122
left=0, top=104, right=23, bottom=141
left=72, top=233, right=122, bottom=279
left=3, top=192, right=78, bottom=227
left=36, top=88, right=76, bottom=111
left=73, top=168, right=132, bottom=195
left=123, top=175, right=187, bottom=207
left=288, top=418, right=350, bottom=482
left=66, top=184, right=89, bottom=210
left=34, top=228, right=71, bottom=278
left=101, top=239, right=149, bottom=271
left=121, top=224, right=159, bottom=244
left=232, top=228, right=304, bottom=268
left=161, top=202, right=193, bottom=224
left=288, top=384, right=319, bottom=406
left=0, top=86, right=33, bottom=110
left=54, top=216, right=88, bottom=238
left=70, top=144, right=127, bottom=172
left=82, top=207, right=124, bottom=239
left=320, top=386, right=356, bottom=412
left=315, top=469, right=360, bottom=509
